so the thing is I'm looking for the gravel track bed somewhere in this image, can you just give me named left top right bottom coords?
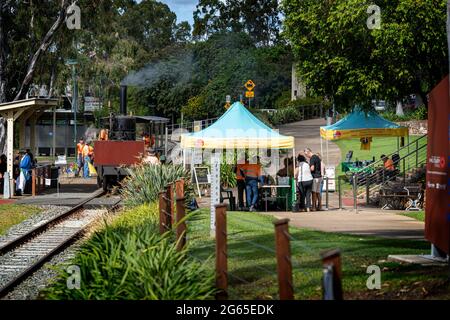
left=0, top=205, right=72, bottom=246
left=0, top=208, right=108, bottom=300
left=1, top=240, right=82, bottom=300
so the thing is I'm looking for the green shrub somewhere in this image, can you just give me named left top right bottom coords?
left=43, top=205, right=216, bottom=300
left=120, top=164, right=192, bottom=207
left=220, top=162, right=237, bottom=188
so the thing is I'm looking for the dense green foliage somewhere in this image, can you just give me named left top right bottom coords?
left=120, top=164, right=191, bottom=207
left=282, top=0, right=448, bottom=112
left=268, top=97, right=328, bottom=125
left=381, top=105, right=428, bottom=122
left=193, top=0, right=282, bottom=45
left=43, top=204, right=216, bottom=300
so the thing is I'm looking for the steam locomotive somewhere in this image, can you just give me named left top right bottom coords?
left=94, top=85, right=145, bottom=191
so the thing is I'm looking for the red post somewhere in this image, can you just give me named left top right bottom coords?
left=175, top=179, right=185, bottom=199
left=320, top=249, right=343, bottom=300
left=273, top=218, right=294, bottom=300
left=215, top=203, right=228, bottom=300
left=158, top=191, right=167, bottom=235
left=166, top=183, right=174, bottom=225
left=176, top=197, right=186, bottom=251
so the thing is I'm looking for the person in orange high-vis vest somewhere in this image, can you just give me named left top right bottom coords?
left=240, top=157, right=262, bottom=212
left=235, top=158, right=248, bottom=210
left=76, top=138, right=85, bottom=177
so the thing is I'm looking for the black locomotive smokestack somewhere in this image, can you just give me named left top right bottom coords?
left=120, top=85, right=127, bottom=115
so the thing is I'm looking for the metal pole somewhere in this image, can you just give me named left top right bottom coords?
left=52, top=107, right=56, bottom=159
left=338, top=176, right=342, bottom=210
left=353, top=174, right=358, bottom=212
left=325, top=177, right=329, bottom=210
left=72, top=64, right=78, bottom=145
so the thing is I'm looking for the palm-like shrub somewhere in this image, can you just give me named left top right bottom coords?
left=43, top=205, right=216, bottom=300
left=120, top=164, right=192, bottom=207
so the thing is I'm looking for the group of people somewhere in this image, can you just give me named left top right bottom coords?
left=76, top=138, right=94, bottom=178
left=294, top=148, right=325, bottom=212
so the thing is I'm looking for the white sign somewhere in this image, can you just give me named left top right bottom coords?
left=325, top=166, right=336, bottom=191
left=84, top=96, right=102, bottom=112
left=210, top=155, right=221, bottom=237
left=45, top=178, right=51, bottom=186
left=192, top=149, right=203, bottom=165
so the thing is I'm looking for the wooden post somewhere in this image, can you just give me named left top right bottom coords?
left=166, top=183, right=174, bottom=225
left=176, top=197, right=186, bottom=251
left=31, top=168, right=36, bottom=196
left=320, top=249, right=343, bottom=300
left=215, top=203, right=228, bottom=300
left=175, top=179, right=185, bottom=199
left=273, top=218, right=294, bottom=300
left=158, top=191, right=167, bottom=235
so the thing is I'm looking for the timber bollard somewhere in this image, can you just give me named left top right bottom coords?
left=175, top=179, right=184, bottom=199
left=273, top=218, right=294, bottom=300
left=215, top=204, right=228, bottom=300
left=176, top=197, right=186, bottom=251
left=158, top=191, right=167, bottom=235
left=32, top=168, right=36, bottom=196
left=320, top=249, right=343, bottom=300
left=165, top=183, right=174, bottom=225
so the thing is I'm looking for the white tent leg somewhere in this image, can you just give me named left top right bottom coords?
left=320, top=137, right=323, bottom=158
left=326, top=139, right=329, bottom=165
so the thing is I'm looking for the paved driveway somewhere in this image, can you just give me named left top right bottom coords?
left=262, top=209, right=425, bottom=240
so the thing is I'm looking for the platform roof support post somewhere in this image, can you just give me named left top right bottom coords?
left=6, top=111, right=14, bottom=198
left=30, top=115, right=37, bottom=156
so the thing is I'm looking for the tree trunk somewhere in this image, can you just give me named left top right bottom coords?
left=14, top=0, right=70, bottom=101
left=0, top=3, right=8, bottom=103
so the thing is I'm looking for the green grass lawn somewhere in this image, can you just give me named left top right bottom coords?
left=0, top=204, right=42, bottom=235
left=187, top=209, right=449, bottom=300
left=334, top=136, right=427, bottom=176
left=399, top=211, right=425, bottom=222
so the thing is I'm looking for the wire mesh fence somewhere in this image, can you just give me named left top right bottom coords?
left=157, top=189, right=344, bottom=300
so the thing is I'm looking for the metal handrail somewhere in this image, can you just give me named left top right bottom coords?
left=349, top=134, right=427, bottom=174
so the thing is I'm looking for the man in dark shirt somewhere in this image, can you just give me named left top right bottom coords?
left=304, top=148, right=322, bottom=211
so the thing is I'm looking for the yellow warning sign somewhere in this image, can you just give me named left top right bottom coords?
left=245, top=91, right=255, bottom=98
left=244, top=80, right=256, bottom=91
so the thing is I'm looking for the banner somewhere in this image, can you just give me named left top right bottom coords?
left=425, top=75, right=450, bottom=254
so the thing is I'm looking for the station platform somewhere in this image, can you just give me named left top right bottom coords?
left=13, top=177, right=121, bottom=207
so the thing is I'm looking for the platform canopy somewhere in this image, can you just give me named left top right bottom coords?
left=320, top=107, right=409, bottom=141
left=181, top=102, right=294, bottom=149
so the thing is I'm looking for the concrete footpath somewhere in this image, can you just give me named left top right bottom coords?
left=262, top=208, right=425, bottom=240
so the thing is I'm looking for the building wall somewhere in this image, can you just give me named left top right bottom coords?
left=291, top=64, right=307, bottom=101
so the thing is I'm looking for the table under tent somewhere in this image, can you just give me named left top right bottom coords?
left=320, top=106, right=409, bottom=169
left=320, top=106, right=418, bottom=209
left=180, top=101, right=296, bottom=211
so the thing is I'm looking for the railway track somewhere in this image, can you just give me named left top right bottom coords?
left=0, top=189, right=121, bottom=298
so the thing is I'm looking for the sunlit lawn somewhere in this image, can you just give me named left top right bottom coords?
left=187, top=209, right=448, bottom=300
left=0, top=204, right=42, bottom=235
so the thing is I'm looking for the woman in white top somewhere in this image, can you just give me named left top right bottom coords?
left=294, top=154, right=313, bottom=211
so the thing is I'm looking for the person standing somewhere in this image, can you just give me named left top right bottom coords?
left=82, top=142, right=91, bottom=178
left=143, top=148, right=161, bottom=165
left=76, top=138, right=85, bottom=177
left=304, top=148, right=323, bottom=211
left=241, top=156, right=262, bottom=212
left=295, top=155, right=313, bottom=212
left=235, top=158, right=248, bottom=210
left=16, top=150, right=32, bottom=196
